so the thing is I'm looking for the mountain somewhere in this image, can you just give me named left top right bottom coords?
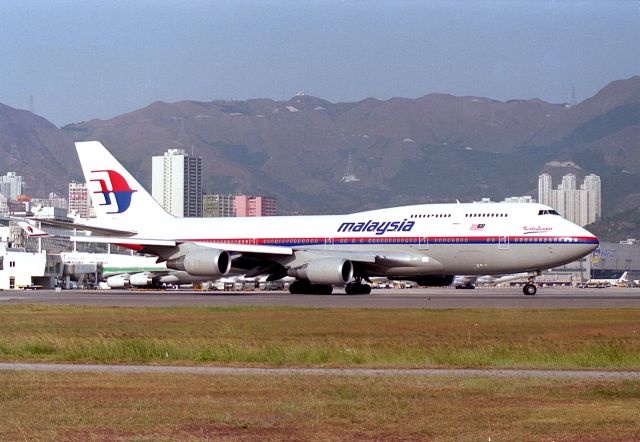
left=0, top=76, right=639, bottom=240
left=61, top=76, right=640, bottom=217
left=0, top=103, right=77, bottom=196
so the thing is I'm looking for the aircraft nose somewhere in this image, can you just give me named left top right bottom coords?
left=577, top=225, right=599, bottom=254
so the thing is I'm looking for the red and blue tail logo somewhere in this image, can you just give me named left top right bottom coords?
left=90, top=170, right=137, bottom=214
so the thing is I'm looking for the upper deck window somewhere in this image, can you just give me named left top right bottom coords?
left=538, top=209, right=560, bottom=215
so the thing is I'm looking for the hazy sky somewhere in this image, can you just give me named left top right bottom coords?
left=1, top=0, right=638, bottom=126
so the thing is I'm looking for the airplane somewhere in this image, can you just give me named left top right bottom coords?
left=67, top=141, right=598, bottom=296
left=453, top=272, right=534, bottom=289
left=581, top=271, right=629, bottom=288
left=59, top=251, right=209, bottom=288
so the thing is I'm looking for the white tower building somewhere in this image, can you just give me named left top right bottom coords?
left=537, top=172, right=602, bottom=227
left=0, top=193, right=8, bottom=217
left=537, top=173, right=552, bottom=206
left=0, top=172, right=26, bottom=200
left=152, top=149, right=202, bottom=217
left=582, top=174, right=601, bottom=225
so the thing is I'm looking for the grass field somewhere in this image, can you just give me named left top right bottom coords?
left=0, top=371, right=638, bottom=441
left=0, top=305, right=639, bottom=369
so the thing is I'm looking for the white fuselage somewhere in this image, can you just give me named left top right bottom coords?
left=61, top=252, right=164, bottom=278
left=124, top=202, right=598, bottom=277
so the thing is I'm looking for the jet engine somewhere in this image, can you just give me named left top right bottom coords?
left=166, top=249, right=231, bottom=277
left=129, top=273, right=153, bottom=287
left=106, top=274, right=128, bottom=289
left=287, top=258, right=354, bottom=285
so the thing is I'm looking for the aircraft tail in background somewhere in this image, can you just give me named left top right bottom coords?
left=17, top=221, right=50, bottom=237
left=75, top=141, right=172, bottom=225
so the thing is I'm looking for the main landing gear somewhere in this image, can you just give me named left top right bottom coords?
left=287, top=279, right=372, bottom=295
left=523, top=275, right=538, bottom=296
left=345, top=279, right=372, bottom=295
left=288, top=280, right=333, bottom=295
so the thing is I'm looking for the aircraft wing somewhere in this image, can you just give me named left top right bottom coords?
left=69, top=234, right=437, bottom=279
left=70, top=235, right=294, bottom=255
left=30, top=218, right=138, bottom=237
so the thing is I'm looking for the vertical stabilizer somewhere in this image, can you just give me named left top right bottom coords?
left=619, top=271, right=629, bottom=283
left=75, top=141, right=173, bottom=224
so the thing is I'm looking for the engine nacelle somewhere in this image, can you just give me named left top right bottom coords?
left=166, top=249, right=231, bottom=277
left=129, top=273, right=153, bottom=287
left=287, top=259, right=354, bottom=285
left=106, top=274, right=128, bottom=289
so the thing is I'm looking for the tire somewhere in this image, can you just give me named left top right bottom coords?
left=523, top=284, right=537, bottom=296
left=289, top=281, right=333, bottom=295
left=345, top=283, right=372, bottom=295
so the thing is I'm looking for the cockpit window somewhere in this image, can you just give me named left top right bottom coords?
left=538, top=209, right=560, bottom=215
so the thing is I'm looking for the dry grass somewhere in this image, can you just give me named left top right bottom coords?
left=0, top=305, right=639, bottom=369
left=0, top=371, right=638, bottom=441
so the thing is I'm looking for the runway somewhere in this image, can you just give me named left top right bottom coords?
left=2, top=287, right=640, bottom=308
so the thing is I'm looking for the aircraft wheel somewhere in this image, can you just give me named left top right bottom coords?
left=289, top=281, right=333, bottom=295
left=345, top=283, right=372, bottom=295
left=523, top=283, right=537, bottom=296
left=316, top=284, right=333, bottom=295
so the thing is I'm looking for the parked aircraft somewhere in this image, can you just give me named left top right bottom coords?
left=453, top=272, right=535, bottom=289
left=582, top=271, right=629, bottom=288
left=68, top=141, right=598, bottom=296
left=60, top=251, right=207, bottom=288
left=17, top=222, right=210, bottom=288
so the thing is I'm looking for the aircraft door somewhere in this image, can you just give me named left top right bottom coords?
left=419, top=237, right=429, bottom=250
left=498, top=236, right=509, bottom=250
left=324, top=237, right=334, bottom=248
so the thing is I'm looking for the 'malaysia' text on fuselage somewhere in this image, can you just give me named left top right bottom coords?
left=337, top=219, right=415, bottom=235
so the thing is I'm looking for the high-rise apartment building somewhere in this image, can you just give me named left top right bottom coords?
left=537, top=173, right=552, bottom=206
left=203, top=194, right=236, bottom=217
left=538, top=173, right=601, bottom=226
left=0, top=172, right=26, bottom=200
left=68, top=182, right=92, bottom=218
left=152, top=149, right=202, bottom=217
left=234, top=195, right=277, bottom=217
left=0, top=193, right=7, bottom=217
left=581, top=174, right=602, bottom=225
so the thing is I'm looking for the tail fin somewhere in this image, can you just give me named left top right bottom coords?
left=75, top=141, right=172, bottom=225
left=619, top=271, right=629, bottom=282
left=17, top=221, right=50, bottom=237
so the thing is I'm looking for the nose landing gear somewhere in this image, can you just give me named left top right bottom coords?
left=523, top=274, right=539, bottom=296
